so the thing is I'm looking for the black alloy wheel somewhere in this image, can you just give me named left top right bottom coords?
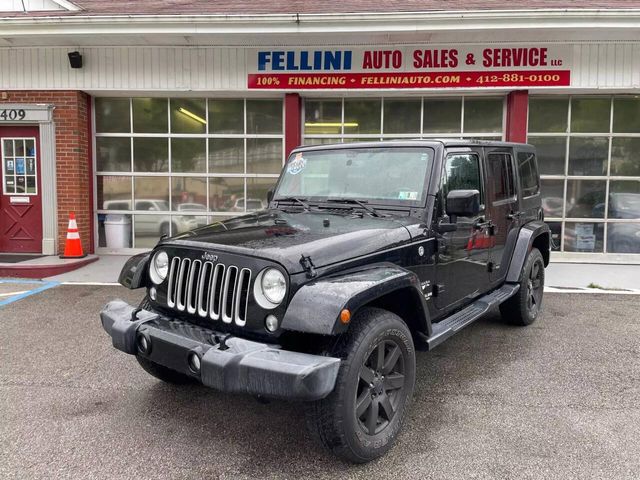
left=526, top=257, right=544, bottom=318
left=356, top=339, right=406, bottom=436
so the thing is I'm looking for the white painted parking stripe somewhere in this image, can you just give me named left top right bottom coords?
left=545, top=286, right=640, bottom=295
left=60, top=281, right=121, bottom=286
left=0, top=291, right=28, bottom=297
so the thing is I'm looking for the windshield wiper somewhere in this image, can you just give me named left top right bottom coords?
left=325, top=197, right=384, bottom=217
left=275, top=196, right=310, bottom=210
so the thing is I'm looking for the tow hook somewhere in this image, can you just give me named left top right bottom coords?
left=211, top=333, right=233, bottom=351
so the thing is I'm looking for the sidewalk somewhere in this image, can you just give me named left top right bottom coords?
left=42, top=255, right=640, bottom=291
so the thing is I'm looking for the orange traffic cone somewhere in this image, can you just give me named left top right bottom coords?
left=60, top=212, right=87, bottom=258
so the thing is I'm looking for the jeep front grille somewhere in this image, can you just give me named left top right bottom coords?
left=166, top=256, right=251, bottom=326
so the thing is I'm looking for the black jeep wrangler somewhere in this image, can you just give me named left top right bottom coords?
left=101, top=140, right=549, bottom=463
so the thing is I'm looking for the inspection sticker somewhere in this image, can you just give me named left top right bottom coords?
left=287, top=153, right=307, bottom=175
left=398, top=191, right=418, bottom=200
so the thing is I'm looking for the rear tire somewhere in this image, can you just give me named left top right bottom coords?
left=500, top=247, right=545, bottom=326
left=305, top=308, right=416, bottom=463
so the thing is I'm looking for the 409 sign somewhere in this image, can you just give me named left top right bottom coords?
left=0, top=109, right=27, bottom=121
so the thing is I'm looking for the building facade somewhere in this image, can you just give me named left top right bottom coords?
left=1, top=1, right=639, bottom=262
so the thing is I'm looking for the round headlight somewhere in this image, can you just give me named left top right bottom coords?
left=149, top=250, right=169, bottom=284
left=262, top=268, right=286, bottom=304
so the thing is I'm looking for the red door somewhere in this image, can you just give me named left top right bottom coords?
left=0, top=126, right=43, bottom=253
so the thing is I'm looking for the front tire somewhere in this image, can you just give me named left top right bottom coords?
left=500, top=247, right=545, bottom=326
left=305, top=308, right=416, bottom=463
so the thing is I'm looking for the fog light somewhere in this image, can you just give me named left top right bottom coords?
left=188, top=352, right=201, bottom=373
left=149, top=287, right=157, bottom=301
left=136, top=333, right=150, bottom=354
left=265, top=314, right=279, bottom=332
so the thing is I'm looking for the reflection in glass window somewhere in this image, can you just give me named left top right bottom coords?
left=133, top=177, right=170, bottom=207
left=344, top=99, right=381, bottom=135
left=423, top=98, right=461, bottom=133
left=209, top=99, right=243, bottom=134
left=209, top=177, right=244, bottom=212
left=540, top=179, right=565, bottom=219
left=527, top=137, right=566, bottom=175
left=247, top=177, right=277, bottom=210
left=171, top=138, right=206, bottom=173
left=570, top=98, right=610, bottom=133
left=611, top=138, right=640, bottom=176
left=517, top=151, right=540, bottom=197
left=172, top=177, right=207, bottom=212
left=564, top=222, right=604, bottom=252
left=171, top=98, right=206, bottom=134
left=568, top=137, right=608, bottom=176
left=96, top=137, right=131, bottom=172
left=383, top=99, right=421, bottom=134
left=612, top=97, right=640, bottom=133
left=247, top=100, right=282, bottom=134
left=547, top=221, right=562, bottom=251
left=464, top=98, right=503, bottom=133
left=566, top=180, right=606, bottom=218
left=133, top=138, right=168, bottom=172
left=247, top=138, right=282, bottom=174
left=133, top=98, right=168, bottom=133
left=98, top=176, right=132, bottom=209
left=528, top=97, right=568, bottom=133
left=608, top=181, right=640, bottom=219
left=444, top=153, right=481, bottom=195
left=209, top=138, right=243, bottom=174
left=607, top=224, right=640, bottom=253
left=134, top=214, right=171, bottom=246
left=305, top=100, right=342, bottom=135
left=95, top=98, right=130, bottom=133
left=487, top=153, right=515, bottom=201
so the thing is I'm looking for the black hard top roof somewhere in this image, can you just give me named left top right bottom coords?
left=293, top=139, right=533, bottom=154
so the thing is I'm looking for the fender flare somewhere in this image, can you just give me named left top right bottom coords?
left=280, top=263, right=431, bottom=336
left=505, top=221, right=551, bottom=283
left=118, top=252, right=151, bottom=289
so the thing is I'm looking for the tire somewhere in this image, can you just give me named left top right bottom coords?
left=305, top=308, right=416, bottom=463
left=500, top=247, right=545, bottom=326
left=135, top=296, right=195, bottom=385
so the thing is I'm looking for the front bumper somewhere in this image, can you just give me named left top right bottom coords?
left=100, top=300, right=340, bottom=401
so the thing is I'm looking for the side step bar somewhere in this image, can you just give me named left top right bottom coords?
left=427, top=283, right=520, bottom=350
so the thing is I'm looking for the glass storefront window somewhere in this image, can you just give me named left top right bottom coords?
left=547, top=221, right=562, bottom=251
left=528, top=97, right=568, bottom=133
left=612, top=97, right=640, bottom=133
left=383, top=99, right=421, bottom=134
left=611, top=138, right=640, bottom=176
left=247, top=138, right=282, bottom=174
left=540, top=179, right=565, bottom=219
left=171, top=138, right=206, bottom=173
left=133, top=138, right=168, bottom=172
left=568, top=137, right=608, bottom=176
left=171, top=98, right=207, bottom=134
left=209, top=99, right=243, bottom=134
left=528, top=136, right=566, bottom=175
left=98, top=176, right=132, bottom=210
left=463, top=98, right=503, bottom=133
left=209, top=177, right=244, bottom=213
left=529, top=95, right=640, bottom=255
left=95, top=96, right=283, bottom=249
left=95, top=98, right=130, bottom=133
left=570, top=98, right=610, bottom=133
left=344, top=99, right=381, bottom=135
left=305, top=100, right=342, bottom=135
left=96, top=137, right=131, bottom=172
left=246, top=99, right=282, bottom=134
left=209, top=138, right=243, bottom=174
left=564, top=222, right=604, bottom=253
left=423, top=98, right=461, bottom=133
left=132, top=98, right=168, bottom=133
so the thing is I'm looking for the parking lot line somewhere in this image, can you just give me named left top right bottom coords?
left=0, top=280, right=60, bottom=307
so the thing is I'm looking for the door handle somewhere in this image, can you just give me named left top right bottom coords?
left=507, top=211, right=523, bottom=220
left=474, top=218, right=492, bottom=230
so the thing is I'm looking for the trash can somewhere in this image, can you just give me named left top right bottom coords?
left=104, top=214, right=131, bottom=248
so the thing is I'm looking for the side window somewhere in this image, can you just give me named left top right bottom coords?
left=487, top=153, right=515, bottom=202
left=517, top=151, right=540, bottom=197
left=443, top=153, right=482, bottom=197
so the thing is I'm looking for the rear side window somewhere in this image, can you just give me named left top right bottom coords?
left=517, top=151, right=540, bottom=197
left=487, top=153, right=515, bottom=201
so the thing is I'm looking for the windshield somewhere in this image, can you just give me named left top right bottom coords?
left=275, top=147, right=433, bottom=206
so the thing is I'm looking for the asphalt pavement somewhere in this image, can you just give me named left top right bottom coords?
left=1, top=285, right=639, bottom=479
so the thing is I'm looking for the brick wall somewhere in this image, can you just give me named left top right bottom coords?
left=1, top=91, right=92, bottom=255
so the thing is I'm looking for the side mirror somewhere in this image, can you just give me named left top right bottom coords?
left=267, top=188, right=274, bottom=203
left=446, top=189, right=480, bottom=217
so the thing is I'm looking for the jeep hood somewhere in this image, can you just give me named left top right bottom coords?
left=163, top=209, right=415, bottom=274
